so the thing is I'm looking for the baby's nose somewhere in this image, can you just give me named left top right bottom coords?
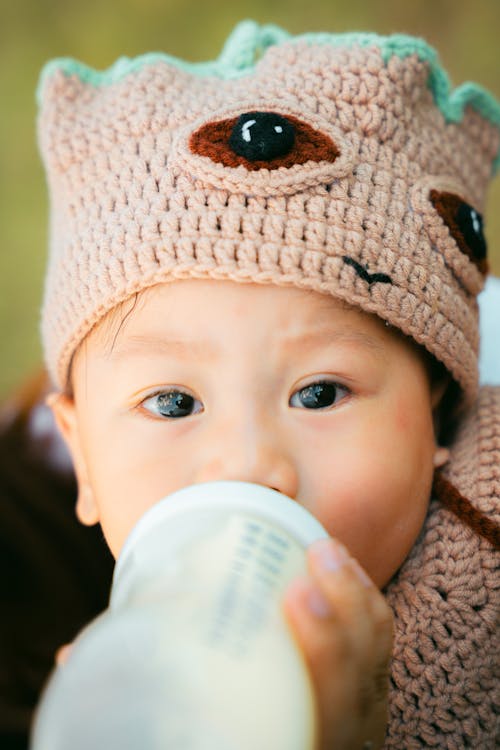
left=228, top=111, right=295, bottom=162
left=193, top=421, right=299, bottom=500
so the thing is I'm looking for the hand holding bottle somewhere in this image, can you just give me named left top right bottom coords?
left=284, top=538, right=394, bottom=750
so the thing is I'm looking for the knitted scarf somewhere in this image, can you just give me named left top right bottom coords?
left=384, top=385, right=499, bottom=748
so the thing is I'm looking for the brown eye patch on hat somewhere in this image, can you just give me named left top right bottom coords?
left=430, top=189, right=488, bottom=274
left=189, top=111, right=340, bottom=171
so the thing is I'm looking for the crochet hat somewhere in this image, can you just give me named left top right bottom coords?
left=37, top=20, right=500, bottom=403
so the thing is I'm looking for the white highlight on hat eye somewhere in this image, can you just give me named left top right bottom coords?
left=274, top=125, right=283, bottom=133
left=242, top=120, right=257, bottom=142
left=470, top=209, right=481, bottom=234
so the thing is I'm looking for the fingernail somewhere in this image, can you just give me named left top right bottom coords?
left=350, top=559, right=373, bottom=588
left=55, top=643, right=73, bottom=666
left=312, top=538, right=349, bottom=572
left=307, top=586, right=333, bottom=618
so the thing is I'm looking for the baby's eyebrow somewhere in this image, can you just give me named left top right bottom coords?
left=106, top=327, right=386, bottom=362
left=282, top=328, right=386, bottom=356
left=106, top=334, right=219, bottom=361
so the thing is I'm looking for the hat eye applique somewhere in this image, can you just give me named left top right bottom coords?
left=172, top=106, right=356, bottom=197
left=430, top=189, right=488, bottom=274
left=189, top=110, right=340, bottom=171
left=229, top=112, right=295, bottom=162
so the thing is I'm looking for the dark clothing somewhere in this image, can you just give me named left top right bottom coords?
left=0, top=385, right=114, bottom=750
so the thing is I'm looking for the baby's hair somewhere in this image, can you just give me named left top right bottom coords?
left=424, top=352, right=461, bottom=446
left=64, top=292, right=142, bottom=398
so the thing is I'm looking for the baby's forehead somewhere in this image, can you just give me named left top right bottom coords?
left=97, top=280, right=358, bottom=336
left=81, top=279, right=396, bottom=372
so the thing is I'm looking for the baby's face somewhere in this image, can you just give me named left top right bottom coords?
left=52, top=279, right=447, bottom=587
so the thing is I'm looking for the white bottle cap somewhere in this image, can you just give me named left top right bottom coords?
left=114, top=480, right=328, bottom=588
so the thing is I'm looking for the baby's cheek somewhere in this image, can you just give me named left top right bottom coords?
left=358, top=448, right=433, bottom=584
left=393, top=391, right=416, bottom=434
left=313, top=419, right=433, bottom=587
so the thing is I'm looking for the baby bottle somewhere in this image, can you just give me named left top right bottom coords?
left=30, top=481, right=328, bottom=750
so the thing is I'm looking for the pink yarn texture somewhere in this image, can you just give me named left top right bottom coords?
left=37, top=30, right=499, bottom=401
left=385, top=386, right=499, bottom=748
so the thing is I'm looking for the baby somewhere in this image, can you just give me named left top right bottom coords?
left=37, top=20, right=499, bottom=749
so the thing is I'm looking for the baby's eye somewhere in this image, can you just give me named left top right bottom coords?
left=141, top=390, right=203, bottom=419
left=289, top=381, right=350, bottom=410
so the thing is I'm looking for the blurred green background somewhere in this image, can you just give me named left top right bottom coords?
left=1, top=0, right=499, bottom=399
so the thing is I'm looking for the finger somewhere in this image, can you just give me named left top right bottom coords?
left=307, top=539, right=392, bottom=651
left=55, top=643, right=73, bottom=666
left=283, top=574, right=354, bottom=747
left=284, top=573, right=389, bottom=750
left=308, top=540, right=393, bottom=743
left=308, top=539, right=394, bottom=704
left=283, top=573, right=343, bottom=665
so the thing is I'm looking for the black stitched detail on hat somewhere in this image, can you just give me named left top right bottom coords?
left=189, top=113, right=339, bottom=171
left=430, top=190, right=488, bottom=274
left=342, top=256, right=393, bottom=286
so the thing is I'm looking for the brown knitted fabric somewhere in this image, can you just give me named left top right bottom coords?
left=433, top=472, right=500, bottom=549
left=384, top=385, right=500, bottom=748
